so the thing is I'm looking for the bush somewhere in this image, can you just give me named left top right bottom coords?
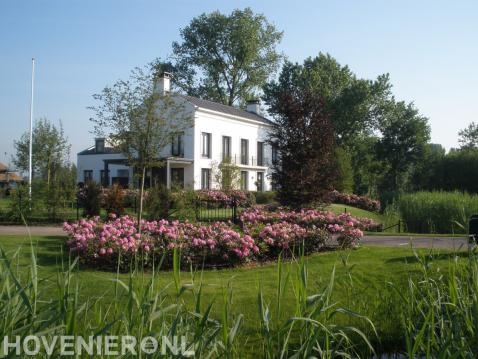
left=397, top=191, right=478, bottom=233
left=103, top=184, right=125, bottom=216
left=252, top=191, right=276, bottom=205
left=77, top=181, right=102, bottom=217
left=144, top=185, right=172, bottom=220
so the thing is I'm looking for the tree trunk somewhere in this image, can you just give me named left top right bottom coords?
left=137, top=165, right=146, bottom=237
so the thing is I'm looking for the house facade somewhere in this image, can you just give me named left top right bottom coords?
left=77, top=73, right=274, bottom=191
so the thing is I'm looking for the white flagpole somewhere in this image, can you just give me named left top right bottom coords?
left=28, top=58, right=35, bottom=205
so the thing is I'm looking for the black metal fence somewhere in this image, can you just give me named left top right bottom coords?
left=195, top=199, right=238, bottom=223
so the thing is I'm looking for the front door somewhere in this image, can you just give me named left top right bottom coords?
left=170, top=168, right=184, bottom=189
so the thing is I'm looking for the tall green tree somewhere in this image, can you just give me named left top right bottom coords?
left=89, top=66, right=192, bottom=231
left=334, top=146, right=354, bottom=193
left=375, top=101, right=430, bottom=192
left=13, top=118, right=70, bottom=187
left=170, top=8, right=283, bottom=106
left=458, top=122, right=478, bottom=149
left=264, top=53, right=391, bottom=146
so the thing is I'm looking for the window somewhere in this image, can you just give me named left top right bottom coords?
left=257, top=141, right=264, bottom=166
left=256, top=172, right=264, bottom=192
left=201, top=132, right=211, bottom=158
left=240, top=171, right=248, bottom=190
left=171, top=132, right=184, bottom=157
left=241, top=139, right=249, bottom=165
left=170, top=168, right=184, bottom=188
left=222, top=136, right=231, bottom=161
left=201, top=168, right=211, bottom=189
left=84, top=170, right=93, bottom=183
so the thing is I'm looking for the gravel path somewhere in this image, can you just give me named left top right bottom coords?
left=0, top=226, right=470, bottom=250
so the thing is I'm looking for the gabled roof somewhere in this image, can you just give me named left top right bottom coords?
left=0, top=173, right=23, bottom=182
left=78, top=146, right=120, bottom=155
left=179, top=95, right=274, bottom=126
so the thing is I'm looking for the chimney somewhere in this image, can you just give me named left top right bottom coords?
left=154, top=72, right=171, bottom=95
left=246, top=99, right=260, bottom=115
left=95, top=138, right=105, bottom=153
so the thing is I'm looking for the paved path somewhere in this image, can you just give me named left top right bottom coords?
left=362, top=235, right=469, bottom=249
left=0, top=225, right=64, bottom=236
left=0, top=226, right=470, bottom=249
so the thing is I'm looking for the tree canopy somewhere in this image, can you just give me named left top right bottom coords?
left=13, top=118, right=70, bottom=186
left=165, top=8, right=283, bottom=106
left=458, top=122, right=478, bottom=149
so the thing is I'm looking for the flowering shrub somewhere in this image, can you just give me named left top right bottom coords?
left=64, top=215, right=258, bottom=269
left=240, top=207, right=380, bottom=249
left=64, top=207, right=378, bottom=270
left=328, top=190, right=381, bottom=212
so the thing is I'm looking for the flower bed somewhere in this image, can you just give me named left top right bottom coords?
left=240, top=207, right=379, bottom=248
left=64, top=208, right=378, bottom=270
left=328, top=190, right=381, bottom=212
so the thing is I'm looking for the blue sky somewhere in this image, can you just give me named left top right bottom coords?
left=1, top=0, right=477, bottom=166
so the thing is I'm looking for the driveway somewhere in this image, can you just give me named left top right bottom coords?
left=362, top=235, right=469, bottom=250
left=0, top=225, right=64, bottom=237
left=0, top=226, right=471, bottom=250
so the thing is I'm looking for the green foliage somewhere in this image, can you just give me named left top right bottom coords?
left=211, top=158, right=241, bottom=190
left=89, top=64, right=193, bottom=227
left=171, top=8, right=283, bottom=106
left=103, top=184, right=125, bottom=216
left=458, top=121, right=478, bottom=149
left=376, top=101, right=430, bottom=193
left=264, top=53, right=391, bottom=147
left=79, top=181, right=102, bottom=217
left=397, top=191, right=478, bottom=233
left=13, top=118, right=70, bottom=185
left=170, top=188, right=197, bottom=220
left=144, top=185, right=172, bottom=220
left=334, top=146, right=354, bottom=193
left=252, top=191, right=276, bottom=205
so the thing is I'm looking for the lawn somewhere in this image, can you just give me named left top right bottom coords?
left=0, top=233, right=468, bottom=355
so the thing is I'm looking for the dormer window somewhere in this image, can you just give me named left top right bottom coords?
left=95, top=138, right=105, bottom=153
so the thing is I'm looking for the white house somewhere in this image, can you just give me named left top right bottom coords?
left=77, top=73, right=275, bottom=191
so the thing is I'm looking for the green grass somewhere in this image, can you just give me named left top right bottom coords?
left=0, top=233, right=469, bottom=355
left=328, top=203, right=384, bottom=223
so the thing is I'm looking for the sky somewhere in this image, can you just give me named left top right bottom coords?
left=1, top=0, right=477, bottom=167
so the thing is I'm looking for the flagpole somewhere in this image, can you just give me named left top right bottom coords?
left=28, top=58, right=35, bottom=205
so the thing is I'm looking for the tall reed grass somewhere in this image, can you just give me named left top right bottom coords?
left=397, top=191, right=478, bottom=233
left=2, top=236, right=478, bottom=357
